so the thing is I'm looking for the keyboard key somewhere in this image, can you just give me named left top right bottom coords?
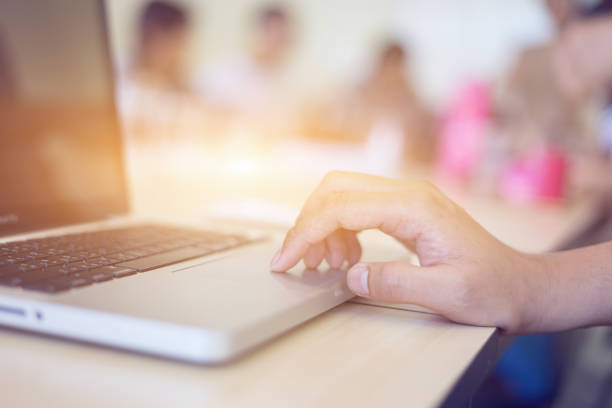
left=123, top=248, right=156, bottom=257
left=43, top=265, right=72, bottom=276
left=23, top=279, right=73, bottom=293
left=62, top=263, right=91, bottom=274
left=45, top=248, right=67, bottom=256
left=23, top=250, right=51, bottom=259
left=67, top=262, right=97, bottom=271
left=19, top=268, right=66, bottom=284
left=0, top=264, right=23, bottom=277
left=5, top=256, right=26, bottom=264
left=17, top=263, right=44, bottom=272
left=50, top=276, right=91, bottom=288
left=37, top=258, right=66, bottom=267
left=74, top=269, right=115, bottom=282
left=86, top=257, right=107, bottom=266
left=86, top=265, right=137, bottom=279
left=58, top=255, right=82, bottom=263
left=0, top=275, right=24, bottom=287
left=109, top=252, right=136, bottom=261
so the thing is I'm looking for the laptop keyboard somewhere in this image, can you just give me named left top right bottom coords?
left=0, top=225, right=253, bottom=294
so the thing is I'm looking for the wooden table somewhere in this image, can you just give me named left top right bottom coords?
left=0, top=160, right=602, bottom=407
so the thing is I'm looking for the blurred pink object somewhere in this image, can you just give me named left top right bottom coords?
left=436, top=81, right=491, bottom=182
left=499, top=147, right=568, bottom=204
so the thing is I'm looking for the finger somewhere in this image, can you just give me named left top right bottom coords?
left=298, top=171, right=418, bottom=222
left=271, top=190, right=440, bottom=272
left=342, top=230, right=362, bottom=266
left=324, top=230, right=348, bottom=269
left=303, top=241, right=326, bottom=269
left=346, top=262, right=459, bottom=314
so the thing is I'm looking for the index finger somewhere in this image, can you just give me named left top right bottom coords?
left=298, top=171, right=422, bottom=221
left=271, top=190, right=436, bottom=272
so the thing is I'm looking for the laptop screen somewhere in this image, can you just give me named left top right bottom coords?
left=0, top=0, right=128, bottom=237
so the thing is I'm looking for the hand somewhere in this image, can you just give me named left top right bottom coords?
left=270, top=171, right=545, bottom=333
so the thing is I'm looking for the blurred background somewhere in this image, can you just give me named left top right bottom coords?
left=104, top=0, right=612, bottom=406
left=105, top=0, right=612, bottom=215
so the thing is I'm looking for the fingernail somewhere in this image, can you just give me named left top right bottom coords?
left=270, top=249, right=283, bottom=270
left=347, top=263, right=369, bottom=296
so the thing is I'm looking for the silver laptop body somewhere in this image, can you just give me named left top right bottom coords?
left=0, top=0, right=380, bottom=363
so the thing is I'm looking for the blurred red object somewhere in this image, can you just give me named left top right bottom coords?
left=499, top=146, right=568, bottom=204
left=436, top=81, right=492, bottom=183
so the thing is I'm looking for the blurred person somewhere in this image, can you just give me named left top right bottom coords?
left=301, top=41, right=434, bottom=175
left=554, top=2, right=612, bottom=102
left=118, top=1, right=210, bottom=149
left=197, top=4, right=299, bottom=141
left=553, top=0, right=612, bottom=196
left=475, top=0, right=612, bottom=205
left=487, top=0, right=585, bottom=203
left=130, top=0, right=191, bottom=92
left=355, top=41, right=434, bottom=165
left=497, top=0, right=582, bottom=150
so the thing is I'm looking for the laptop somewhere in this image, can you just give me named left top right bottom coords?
left=0, top=0, right=373, bottom=363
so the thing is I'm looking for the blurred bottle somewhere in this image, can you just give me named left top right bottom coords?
left=436, top=81, right=492, bottom=184
left=499, top=145, right=568, bottom=204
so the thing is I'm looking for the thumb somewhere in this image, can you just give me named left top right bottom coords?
left=346, top=262, right=457, bottom=311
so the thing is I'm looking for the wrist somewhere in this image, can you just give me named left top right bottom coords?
left=510, top=251, right=553, bottom=334
left=500, top=243, right=612, bottom=334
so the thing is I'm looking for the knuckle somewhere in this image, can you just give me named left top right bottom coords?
left=295, top=195, right=346, bottom=245
left=322, top=170, right=345, bottom=186
left=416, top=188, right=437, bottom=207
left=407, top=179, right=435, bottom=193
left=321, top=191, right=347, bottom=213
left=409, top=181, right=457, bottom=216
left=417, top=179, right=436, bottom=192
left=296, top=224, right=322, bottom=245
left=400, top=189, right=436, bottom=215
left=299, top=212, right=335, bottom=245
left=421, top=182, right=445, bottom=204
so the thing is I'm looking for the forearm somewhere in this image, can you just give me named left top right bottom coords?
left=521, top=241, right=612, bottom=333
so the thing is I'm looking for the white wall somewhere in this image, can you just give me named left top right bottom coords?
left=394, top=0, right=553, bottom=106
left=107, top=0, right=554, bottom=107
